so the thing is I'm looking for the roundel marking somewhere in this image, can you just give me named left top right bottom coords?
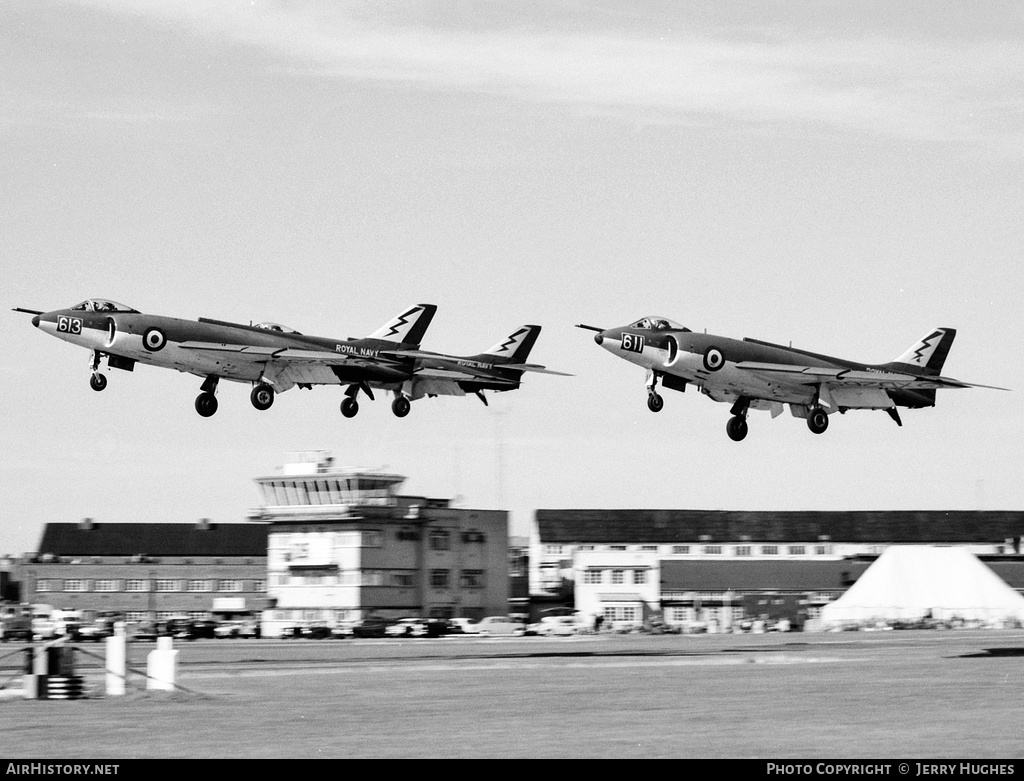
left=703, top=346, right=725, bottom=372
left=143, top=327, right=167, bottom=352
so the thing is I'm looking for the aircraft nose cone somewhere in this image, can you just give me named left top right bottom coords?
left=32, top=315, right=40, bottom=328
left=594, top=332, right=604, bottom=346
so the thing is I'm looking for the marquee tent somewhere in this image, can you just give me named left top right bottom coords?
left=820, top=546, right=1024, bottom=624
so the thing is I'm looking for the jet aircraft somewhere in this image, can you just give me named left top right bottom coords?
left=373, top=324, right=571, bottom=411
left=15, top=299, right=437, bottom=417
left=576, top=318, right=1007, bottom=441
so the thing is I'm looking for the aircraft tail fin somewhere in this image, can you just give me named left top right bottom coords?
left=478, top=325, right=541, bottom=365
left=367, top=304, right=437, bottom=345
left=889, top=327, right=956, bottom=374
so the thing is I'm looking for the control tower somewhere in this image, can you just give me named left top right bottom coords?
left=249, top=451, right=508, bottom=637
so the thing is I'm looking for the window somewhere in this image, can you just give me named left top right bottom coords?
left=217, top=580, right=242, bottom=593
left=633, top=569, right=647, bottom=584
left=392, top=573, right=415, bottom=587
left=602, top=606, right=638, bottom=622
left=126, top=580, right=149, bottom=592
left=94, top=580, right=119, bottom=592
left=672, top=546, right=690, bottom=555
left=577, top=545, right=594, bottom=551
left=703, top=545, right=722, bottom=555
left=187, top=580, right=211, bottom=592
left=608, top=545, right=626, bottom=551
left=761, top=546, right=779, bottom=555
left=640, top=545, right=658, bottom=551
left=429, top=569, right=450, bottom=588
left=611, top=570, right=625, bottom=585
left=429, top=530, right=451, bottom=551
left=64, top=579, right=87, bottom=592
left=788, top=546, right=806, bottom=555
left=155, top=580, right=180, bottom=592
left=815, top=545, right=832, bottom=555
left=253, top=580, right=266, bottom=593
left=543, top=545, right=563, bottom=555
left=584, top=569, right=603, bottom=585
left=460, top=570, right=484, bottom=588
left=735, top=546, right=752, bottom=556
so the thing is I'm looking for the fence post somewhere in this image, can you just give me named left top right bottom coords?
left=106, top=622, right=127, bottom=696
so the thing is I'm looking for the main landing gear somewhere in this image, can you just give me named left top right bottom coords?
left=391, top=395, right=411, bottom=418
left=726, top=397, right=750, bottom=442
left=250, top=383, right=274, bottom=411
left=195, top=376, right=219, bottom=418
left=807, top=406, right=829, bottom=435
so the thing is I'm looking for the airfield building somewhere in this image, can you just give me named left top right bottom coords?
left=248, top=451, right=508, bottom=637
left=533, top=510, right=1024, bottom=630
left=15, top=519, right=268, bottom=622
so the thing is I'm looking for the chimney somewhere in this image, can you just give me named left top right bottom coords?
left=78, top=518, right=94, bottom=531
left=196, top=518, right=212, bottom=531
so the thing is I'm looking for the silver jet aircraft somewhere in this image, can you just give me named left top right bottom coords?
left=577, top=318, right=1007, bottom=440
left=15, top=298, right=437, bottom=417
left=375, top=324, right=570, bottom=411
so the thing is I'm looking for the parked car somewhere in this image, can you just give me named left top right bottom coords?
left=475, top=616, right=526, bottom=637
left=0, top=613, right=34, bottom=642
left=526, top=616, right=586, bottom=637
left=237, top=619, right=261, bottom=639
left=445, top=618, right=481, bottom=635
left=350, top=617, right=390, bottom=638
left=214, top=622, right=243, bottom=639
left=385, top=618, right=428, bottom=637
left=300, top=624, right=333, bottom=639
left=127, top=621, right=159, bottom=642
left=330, top=623, right=354, bottom=639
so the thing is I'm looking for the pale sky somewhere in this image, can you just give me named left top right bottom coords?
left=3, top=1, right=1023, bottom=555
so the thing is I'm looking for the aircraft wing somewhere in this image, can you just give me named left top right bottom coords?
left=501, top=362, right=573, bottom=376
left=178, top=342, right=396, bottom=369
left=382, top=350, right=572, bottom=376
left=735, top=362, right=1008, bottom=391
left=413, top=367, right=519, bottom=386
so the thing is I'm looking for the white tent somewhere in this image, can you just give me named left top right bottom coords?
left=820, top=546, right=1024, bottom=624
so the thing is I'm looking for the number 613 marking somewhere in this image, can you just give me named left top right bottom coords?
left=57, top=316, right=83, bottom=334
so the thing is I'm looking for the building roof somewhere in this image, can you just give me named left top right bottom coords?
left=537, top=510, right=1024, bottom=544
left=660, top=560, right=874, bottom=592
left=36, top=522, right=268, bottom=557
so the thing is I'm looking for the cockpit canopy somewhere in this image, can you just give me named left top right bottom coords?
left=70, top=299, right=139, bottom=314
left=254, top=322, right=301, bottom=334
left=630, top=317, right=688, bottom=332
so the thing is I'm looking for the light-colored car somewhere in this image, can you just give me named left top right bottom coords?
left=475, top=616, right=525, bottom=637
left=527, top=616, right=586, bottom=637
left=385, top=618, right=428, bottom=637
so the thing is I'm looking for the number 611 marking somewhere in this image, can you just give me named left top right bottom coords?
left=621, top=333, right=645, bottom=353
left=57, top=316, right=83, bottom=334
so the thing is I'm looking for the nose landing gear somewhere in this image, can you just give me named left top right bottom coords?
left=90, top=373, right=107, bottom=392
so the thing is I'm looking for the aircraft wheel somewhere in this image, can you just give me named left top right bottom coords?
left=340, top=397, right=359, bottom=418
left=807, top=407, right=829, bottom=435
left=392, top=396, right=411, bottom=418
left=726, top=415, right=748, bottom=442
left=195, top=392, right=218, bottom=418
left=647, top=393, right=664, bottom=413
left=89, top=374, right=107, bottom=392
left=250, top=384, right=274, bottom=411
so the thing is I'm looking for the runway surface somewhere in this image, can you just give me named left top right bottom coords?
left=2, top=629, right=1022, bottom=758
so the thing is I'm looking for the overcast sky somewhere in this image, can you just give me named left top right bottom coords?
left=3, top=1, right=1023, bottom=556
